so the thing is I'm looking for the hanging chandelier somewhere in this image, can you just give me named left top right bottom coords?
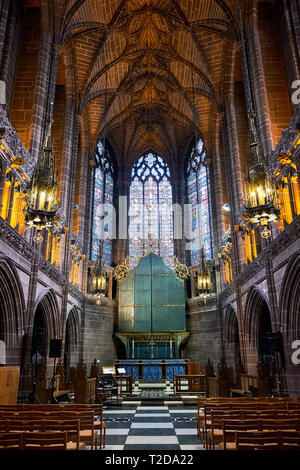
left=25, top=121, right=59, bottom=243
left=92, top=244, right=107, bottom=305
left=237, top=0, right=280, bottom=239
left=242, top=158, right=280, bottom=239
left=197, top=249, right=212, bottom=302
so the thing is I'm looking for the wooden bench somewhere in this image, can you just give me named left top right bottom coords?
left=235, top=429, right=300, bottom=450
left=0, top=403, right=106, bottom=449
left=0, top=418, right=84, bottom=450
left=0, top=432, right=23, bottom=449
left=220, top=418, right=300, bottom=450
left=0, top=431, right=69, bottom=450
left=22, top=431, right=69, bottom=450
left=199, top=399, right=298, bottom=445
left=207, top=411, right=300, bottom=450
left=175, top=375, right=206, bottom=395
left=0, top=409, right=98, bottom=450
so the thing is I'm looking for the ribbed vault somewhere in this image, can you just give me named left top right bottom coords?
left=56, top=0, right=242, bottom=164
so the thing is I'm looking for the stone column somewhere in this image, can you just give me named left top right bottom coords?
left=0, top=160, right=8, bottom=206
left=0, top=1, right=22, bottom=111
left=59, top=96, right=78, bottom=277
left=247, top=0, right=274, bottom=155
left=222, top=77, right=248, bottom=371
left=211, top=112, right=226, bottom=244
left=171, top=169, right=185, bottom=263
left=29, top=1, right=53, bottom=165
left=0, top=0, right=9, bottom=67
left=114, top=173, right=130, bottom=267
left=75, top=116, right=92, bottom=294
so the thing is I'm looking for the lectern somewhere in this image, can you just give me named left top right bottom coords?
left=96, top=373, right=119, bottom=405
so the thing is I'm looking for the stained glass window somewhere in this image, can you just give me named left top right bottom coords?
left=129, top=152, right=174, bottom=268
left=186, top=139, right=213, bottom=265
left=90, top=141, right=115, bottom=265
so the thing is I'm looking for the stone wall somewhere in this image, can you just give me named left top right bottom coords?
left=82, top=298, right=117, bottom=368
left=183, top=297, right=222, bottom=373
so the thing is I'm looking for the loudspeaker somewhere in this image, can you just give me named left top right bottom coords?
left=267, top=332, right=283, bottom=353
left=49, top=339, right=62, bottom=358
left=31, top=327, right=45, bottom=353
left=258, top=335, right=270, bottom=356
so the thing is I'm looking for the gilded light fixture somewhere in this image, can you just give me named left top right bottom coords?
left=242, top=159, right=280, bottom=239
left=172, top=256, right=190, bottom=281
left=238, top=0, right=280, bottom=238
left=197, top=249, right=212, bottom=302
left=92, top=244, right=107, bottom=305
left=113, top=244, right=190, bottom=282
left=25, top=121, right=59, bottom=243
left=113, top=256, right=130, bottom=281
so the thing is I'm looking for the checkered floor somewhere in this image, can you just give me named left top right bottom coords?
left=101, top=405, right=204, bottom=451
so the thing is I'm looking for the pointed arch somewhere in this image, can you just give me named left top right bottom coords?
left=129, top=151, right=174, bottom=268
left=185, top=138, right=213, bottom=266
left=90, top=139, right=116, bottom=265
left=244, top=285, right=272, bottom=348
left=33, top=289, right=60, bottom=356
left=0, top=255, right=25, bottom=348
left=65, top=306, right=81, bottom=369
left=279, top=251, right=300, bottom=343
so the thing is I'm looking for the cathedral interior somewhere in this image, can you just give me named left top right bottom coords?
left=0, top=0, right=300, bottom=452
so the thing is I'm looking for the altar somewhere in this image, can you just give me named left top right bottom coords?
left=115, top=359, right=188, bottom=382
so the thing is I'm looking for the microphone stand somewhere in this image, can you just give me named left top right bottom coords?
left=28, top=350, right=41, bottom=404
left=48, top=355, right=59, bottom=404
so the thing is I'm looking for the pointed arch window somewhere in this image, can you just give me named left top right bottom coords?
left=129, top=152, right=174, bottom=267
left=90, top=141, right=114, bottom=265
left=186, top=139, right=213, bottom=265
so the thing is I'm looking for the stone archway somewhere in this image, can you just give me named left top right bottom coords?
left=64, top=306, right=81, bottom=373
left=224, top=305, right=242, bottom=370
left=0, top=255, right=25, bottom=364
left=244, top=286, right=272, bottom=375
left=279, top=252, right=300, bottom=396
left=32, top=289, right=60, bottom=363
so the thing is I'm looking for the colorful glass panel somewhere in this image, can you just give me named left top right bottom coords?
left=129, top=152, right=173, bottom=267
left=91, top=141, right=114, bottom=265
left=186, top=140, right=213, bottom=265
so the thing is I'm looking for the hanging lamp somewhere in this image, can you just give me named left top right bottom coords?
left=93, top=243, right=107, bottom=305
left=197, top=248, right=212, bottom=302
left=25, top=121, right=59, bottom=243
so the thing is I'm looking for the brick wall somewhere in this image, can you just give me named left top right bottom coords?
left=9, top=7, right=41, bottom=150
left=257, top=2, right=292, bottom=148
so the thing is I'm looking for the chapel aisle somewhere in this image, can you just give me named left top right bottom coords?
left=102, top=405, right=204, bottom=451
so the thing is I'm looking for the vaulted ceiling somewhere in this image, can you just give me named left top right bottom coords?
left=57, top=0, right=243, bottom=168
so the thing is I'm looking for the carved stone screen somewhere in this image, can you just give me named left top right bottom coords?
left=118, top=253, right=186, bottom=333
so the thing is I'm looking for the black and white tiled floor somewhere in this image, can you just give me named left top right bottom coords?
left=101, top=405, right=204, bottom=451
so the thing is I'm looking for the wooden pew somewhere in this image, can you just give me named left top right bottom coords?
left=74, top=360, right=97, bottom=404
left=221, top=418, right=300, bottom=450
left=207, top=410, right=300, bottom=450
left=235, top=430, right=300, bottom=450
left=0, top=409, right=98, bottom=450
left=61, top=403, right=106, bottom=449
left=196, top=397, right=292, bottom=440
left=199, top=399, right=296, bottom=445
left=0, top=432, right=23, bottom=449
left=0, top=418, right=84, bottom=450
left=0, top=403, right=107, bottom=449
left=22, top=431, right=69, bottom=450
